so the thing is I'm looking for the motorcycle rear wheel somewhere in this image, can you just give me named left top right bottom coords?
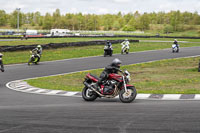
left=82, top=86, right=98, bottom=101
left=119, top=86, right=137, bottom=103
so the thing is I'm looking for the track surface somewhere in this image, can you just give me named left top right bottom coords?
left=1, top=47, right=200, bottom=133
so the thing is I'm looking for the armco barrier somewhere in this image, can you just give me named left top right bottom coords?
left=0, top=40, right=139, bottom=52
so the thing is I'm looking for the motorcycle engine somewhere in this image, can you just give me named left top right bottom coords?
left=103, top=80, right=117, bottom=95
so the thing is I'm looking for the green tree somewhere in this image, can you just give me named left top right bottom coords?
left=42, top=13, right=53, bottom=29
left=138, top=13, right=150, bottom=30
left=0, top=10, right=7, bottom=26
left=123, top=17, right=136, bottom=31
left=163, top=25, right=174, bottom=34
left=9, top=10, right=23, bottom=28
left=169, top=11, right=182, bottom=31
left=112, top=20, right=120, bottom=30
left=192, top=12, right=200, bottom=25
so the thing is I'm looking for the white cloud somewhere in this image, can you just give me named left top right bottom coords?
left=70, top=8, right=78, bottom=13
left=89, top=7, right=109, bottom=14
left=113, top=0, right=131, bottom=3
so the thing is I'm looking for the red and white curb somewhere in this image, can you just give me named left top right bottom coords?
left=6, top=80, right=200, bottom=100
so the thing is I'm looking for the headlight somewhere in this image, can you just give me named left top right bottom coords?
left=126, top=75, right=131, bottom=82
left=124, top=70, right=131, bottom=82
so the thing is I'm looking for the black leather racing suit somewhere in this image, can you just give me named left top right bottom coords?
left=97, top=65, right=120, bottom=86
left=174, top=41, right=179, bottom=48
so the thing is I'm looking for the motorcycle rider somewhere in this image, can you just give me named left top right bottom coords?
left=121, top=39, right=130, bottom=47
left=121, top=39, right=130, bottom=52
left=0, top=53, right=4, bottom=72
left=173, top=39, right=179, bottom=49
left=106, top=40, right=112, bottom=48
left=94, top=58, right=122, bottom=91
left=31, top=45, right=42, bottom=62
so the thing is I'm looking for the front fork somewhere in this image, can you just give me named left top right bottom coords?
left=122, top=76, right=128, bottom=93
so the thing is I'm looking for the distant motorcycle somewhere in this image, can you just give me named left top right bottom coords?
left=0, top=54, right=4, bottom=72
left=172, top=44, right=179, bottom=53
left=28, top=51, right=40, bottom=65
left=82, top=69, right=137, bottom=103
left=104, top=45, right=113, bottom=57
left=121, top=44, right=129, bottom=54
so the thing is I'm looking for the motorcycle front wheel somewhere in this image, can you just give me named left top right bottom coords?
left=28, top=58, right=32, bottom=65
left=110, top=51, right=112, bottom=56
left=119, top=86, right=137, bottom=103
left=104, top=51, right=106, bottom=57
left=82, top=86, right=98, bottom=101
left=33, top=57, right=40, bottom=64
left=121, top=50, right=123, bottom=54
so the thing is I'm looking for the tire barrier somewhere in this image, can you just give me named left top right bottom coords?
left=0, top=40, right=139, bottom=52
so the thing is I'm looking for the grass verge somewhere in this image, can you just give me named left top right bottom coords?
left=26, top=57, right=200, bottom=94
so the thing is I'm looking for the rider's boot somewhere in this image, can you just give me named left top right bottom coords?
left=1, top=64, right=4, bottom=72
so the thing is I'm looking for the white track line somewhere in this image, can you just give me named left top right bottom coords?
left=194, top=95, right=200, bottom=100
left=162, top=94, right=181, bottom=100
left=136, top=94, right=151, bottom=99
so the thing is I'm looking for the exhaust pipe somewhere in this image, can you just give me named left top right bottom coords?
left=84, top=82, right=104, bottom=97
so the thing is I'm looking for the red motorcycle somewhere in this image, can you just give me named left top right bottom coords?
left=82, top=70, right=137, bottom=103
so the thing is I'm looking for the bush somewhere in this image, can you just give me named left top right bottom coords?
left=122, top=25, right=136, bottom=31
left=163, top=25, right=174, bottom=34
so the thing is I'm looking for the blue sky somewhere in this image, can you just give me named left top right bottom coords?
left=1, top=0, right=200, bottom=15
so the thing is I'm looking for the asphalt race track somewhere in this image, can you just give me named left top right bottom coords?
left=1, top=47, right=200, bottom=133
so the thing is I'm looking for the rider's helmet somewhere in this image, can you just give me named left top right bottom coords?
left=125, top=39, right=128, bottom=41
left=174, top=39, right=177, bottom=42
left=37, top=45, right=42, bottom=49
left=111, top=58, right=122, bottom=68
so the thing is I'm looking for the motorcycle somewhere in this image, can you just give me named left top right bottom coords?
left=0, top=54, right=4, bottom=72
left=28, top=51, right=40, bottom=65
left=104, top=45, right=113, bottom=57
left=121, top=44, right=129, bottom=54
left=82, top=70, right=137, bottom=103
left=172, top=44, right=179, bottom=53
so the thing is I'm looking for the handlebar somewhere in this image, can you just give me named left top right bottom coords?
left=118, top=69, right=125, bottom=76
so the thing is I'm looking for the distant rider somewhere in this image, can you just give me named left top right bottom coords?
left=32, top=45, right=42, bottom=62
left=173, top=39, right=179, bottom=49
left=94, top=58, right=122, bottom=91
left=0, top=53, right=4, bottom=72
left=121, top=39, right=130, bottom=49
left=106, top=41, right=112, bottom=48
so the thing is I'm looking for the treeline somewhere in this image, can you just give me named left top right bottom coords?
left=0, top=9, right=200, bottom=32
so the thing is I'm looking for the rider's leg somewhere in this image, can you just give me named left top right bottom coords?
left=94, top=71, right=108, bottom=91
left=0, top=60, right=4, bottom=72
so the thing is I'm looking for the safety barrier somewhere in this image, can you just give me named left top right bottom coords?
left=0, top=40, right=139, bottom=52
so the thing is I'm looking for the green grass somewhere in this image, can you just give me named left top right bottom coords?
left=2, top=41, right=200, bottom=65
left=26, top=57, right=200, bottom=94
